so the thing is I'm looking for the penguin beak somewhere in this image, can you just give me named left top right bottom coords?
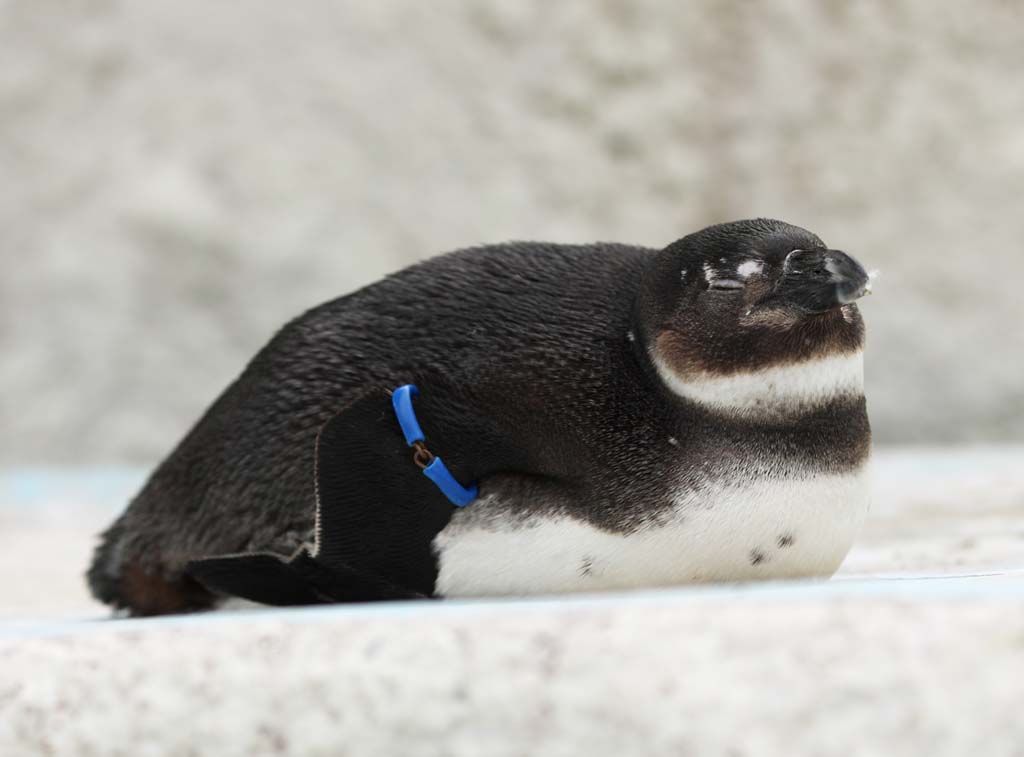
left=774, top=249, right=871, bottom=314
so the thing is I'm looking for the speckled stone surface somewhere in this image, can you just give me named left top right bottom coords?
left=3, top=589, right=1024, bottom=757
left=2, top=450, right=1023, bottom=755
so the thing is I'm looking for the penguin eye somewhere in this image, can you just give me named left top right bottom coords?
left=708, top=278, right=745, bottom=291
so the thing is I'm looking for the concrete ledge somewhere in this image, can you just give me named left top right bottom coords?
left=2, top=450, right=1022, bottom=756
left=3, top=581, right=1024, bottom=756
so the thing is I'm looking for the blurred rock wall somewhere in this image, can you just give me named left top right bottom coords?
left=2, top=0, right=1023, bottom=463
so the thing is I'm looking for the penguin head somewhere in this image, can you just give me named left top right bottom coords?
left=637, top=219, right=872, bottom=412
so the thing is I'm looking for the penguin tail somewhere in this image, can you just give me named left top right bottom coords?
left=87, top=517, right=215, bottom=616
left=86, top=516, right=127, bottom=606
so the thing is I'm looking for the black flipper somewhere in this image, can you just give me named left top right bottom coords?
left=187, top=381, right=523, bottom=606
left=186, top=552, right=329, bottom=606
left=187, top=550, right=425, bottom=606
left=311, top=387, right=455, bottom=596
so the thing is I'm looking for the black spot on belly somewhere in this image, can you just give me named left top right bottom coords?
left=749, top=549, right=768, bottom=566
left=579, top=556, right=594, bottom=577
left=777, top=534, right=795, bottom=549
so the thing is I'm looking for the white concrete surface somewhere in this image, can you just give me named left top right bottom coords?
left=3, top=583, right=1024, bottom=757
left=1, top=448, right=1022, bottom=755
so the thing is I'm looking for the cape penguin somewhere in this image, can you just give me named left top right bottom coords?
left=87, top=218, right=873, bottom=615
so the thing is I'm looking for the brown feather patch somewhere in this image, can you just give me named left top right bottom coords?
left=119, top=561, right=216, bottom=616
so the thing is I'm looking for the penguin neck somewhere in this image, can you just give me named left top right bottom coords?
left=648, top=343, right=865, bottom=420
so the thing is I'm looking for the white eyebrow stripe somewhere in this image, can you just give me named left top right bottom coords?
left=737, top=260, right=764, bottom=279
left=651, top=350, right=864, bottom=416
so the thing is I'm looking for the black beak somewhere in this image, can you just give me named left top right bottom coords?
left=773, top=248, right=871, bottom=314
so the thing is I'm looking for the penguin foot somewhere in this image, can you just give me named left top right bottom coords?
left=114, top=561, right=216, bottom=616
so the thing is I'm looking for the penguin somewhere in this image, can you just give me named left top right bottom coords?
left=87, top=218, right=873, bottom=616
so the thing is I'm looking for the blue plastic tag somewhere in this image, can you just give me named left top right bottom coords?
left=391, top=384, right=478, bottom=508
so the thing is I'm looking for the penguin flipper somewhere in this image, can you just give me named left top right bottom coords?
left=186, top=552, right=327, bottom=606
left=187, top=550, right=425, bottom=606
left=188, top=383, right=500, bottom=605
left=309, top=385, right=464, bottom=596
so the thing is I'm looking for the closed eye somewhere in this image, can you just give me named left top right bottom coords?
left=708, top=278, right=745, bottom=291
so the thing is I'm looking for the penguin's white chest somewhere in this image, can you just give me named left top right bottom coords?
left=433, top=471, right=870, bottom=597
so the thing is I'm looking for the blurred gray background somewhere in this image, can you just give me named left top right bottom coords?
left=2, top=0, right=1023, bottom=464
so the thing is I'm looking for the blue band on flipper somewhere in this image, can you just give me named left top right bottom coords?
left=391, top=384, right=425, bottom=445
left=423, top=458, right=479, bottom=508
left=391, top=384, right=479, bottom=508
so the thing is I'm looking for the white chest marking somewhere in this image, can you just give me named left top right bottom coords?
left=652, top=350, right=864, bottom=416
left=434, top=471, right=870, bottom=597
